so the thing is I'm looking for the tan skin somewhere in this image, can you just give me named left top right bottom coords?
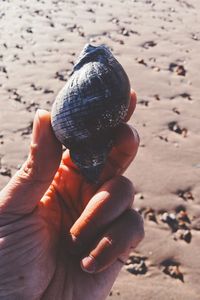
left=0, top=91, right=144, bottom=300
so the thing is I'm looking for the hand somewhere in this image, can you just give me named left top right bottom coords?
left=0, top=91, right=144, bottom=300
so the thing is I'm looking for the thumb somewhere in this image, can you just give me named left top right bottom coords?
left=0, top=109, right=62, bottom=220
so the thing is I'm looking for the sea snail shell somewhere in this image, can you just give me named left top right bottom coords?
left=51, top=44, right=130, bottom=183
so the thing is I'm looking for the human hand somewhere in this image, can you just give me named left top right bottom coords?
left=0, top=91, right=144, bottom=300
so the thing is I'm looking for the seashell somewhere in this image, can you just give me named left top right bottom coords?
left=51, top=44, right=130, bottom=183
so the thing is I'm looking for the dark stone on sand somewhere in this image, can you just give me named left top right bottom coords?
left=0, top=167, right=11, bottom=177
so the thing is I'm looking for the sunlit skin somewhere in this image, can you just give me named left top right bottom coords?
left=0, top=91, right=144, bottom=300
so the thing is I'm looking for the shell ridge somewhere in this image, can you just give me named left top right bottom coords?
left=73, top=44, right=112, bottom=73
left=51, top=44, right=130, bottom=183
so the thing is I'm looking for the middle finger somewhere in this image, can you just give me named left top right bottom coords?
left=67, top=176, right=134, bottom=254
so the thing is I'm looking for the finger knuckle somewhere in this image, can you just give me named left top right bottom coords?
left=126, top=209, right=145, bottom=242
left=16, top=144, right=48, bottom=185
left=116, top=176, right=135, bottom=202
left=126, top=125, right=140, bottom=148
left=117, top=175, right=134, bottom=193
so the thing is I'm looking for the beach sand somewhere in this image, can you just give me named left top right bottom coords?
left=0, top=0, right=200, bottom=299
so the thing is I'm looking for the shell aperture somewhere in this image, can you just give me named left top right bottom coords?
left=51, top=44, right=130, bottom=183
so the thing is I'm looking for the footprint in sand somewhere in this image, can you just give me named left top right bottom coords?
left=158, top=135, right=168, bottom=142
left=170, top=92, right=192, bottom=101
left=139, top=204, right=193, bottom=244
left=7, top=88, right=22, bottom=102
left=55, top=69, right=70, bottom=81
left=0, top=166, right=11, bottom=177
left=0, top=66, right=7, bottom=74
left=138, top=99, right=149, bottom=106
left=191, top=32, right=200, bottom=41
left=168, top=121, right=188, bottom=137
left=26, top=101, right=39, bottom=112
left=86, top=8, right=95, bottom=14
left=15, top=121, right=33, bottom=137
left=161, top=259, right=184, bottom=282
left=141, top=40, right=157, bottom=49
left=118, top=27, right=131, bottom=37
left=169, top=63, right=186, bottom=76
left=172, top=107, right=181, bottom=115
left=135, top=57, right=148, bottom=66
left=161, top=207, right=192, bottom=243
left=176, top=188, right=194, bottom=202
left=143, top=208, right=158, bottom=223
left=125, top=252, right=148, bottom=275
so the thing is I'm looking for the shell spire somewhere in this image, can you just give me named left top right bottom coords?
left=51, top=44, right=130, bottom=183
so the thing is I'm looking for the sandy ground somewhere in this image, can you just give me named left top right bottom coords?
left=0, top=0, right=200, bottom=299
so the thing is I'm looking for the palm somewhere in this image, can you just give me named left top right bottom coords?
left=15, top=152, right=120, bottom=300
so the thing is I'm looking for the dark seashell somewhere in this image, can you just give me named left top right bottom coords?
left=51, top=44, right=130, bottom=183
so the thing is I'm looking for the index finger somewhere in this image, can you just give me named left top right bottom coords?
left=67, top=175, right=134, bottom=254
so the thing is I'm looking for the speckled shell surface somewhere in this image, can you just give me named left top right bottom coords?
left=51, top=44, right=130, bottom=183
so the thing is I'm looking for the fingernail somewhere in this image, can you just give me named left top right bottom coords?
left=32, top=109, right=48, bottom=144
left=32, top=109, right=42, bottom=144
left=81, top=255, right=97, bottom=274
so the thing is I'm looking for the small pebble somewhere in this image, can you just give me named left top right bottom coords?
left=0, top=167, right=11, bottom=177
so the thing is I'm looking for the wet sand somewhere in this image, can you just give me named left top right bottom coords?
left=0, top=0, right=200, bottom=299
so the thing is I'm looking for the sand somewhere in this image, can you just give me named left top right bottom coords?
left=0, top=0, right=200, bottom=299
